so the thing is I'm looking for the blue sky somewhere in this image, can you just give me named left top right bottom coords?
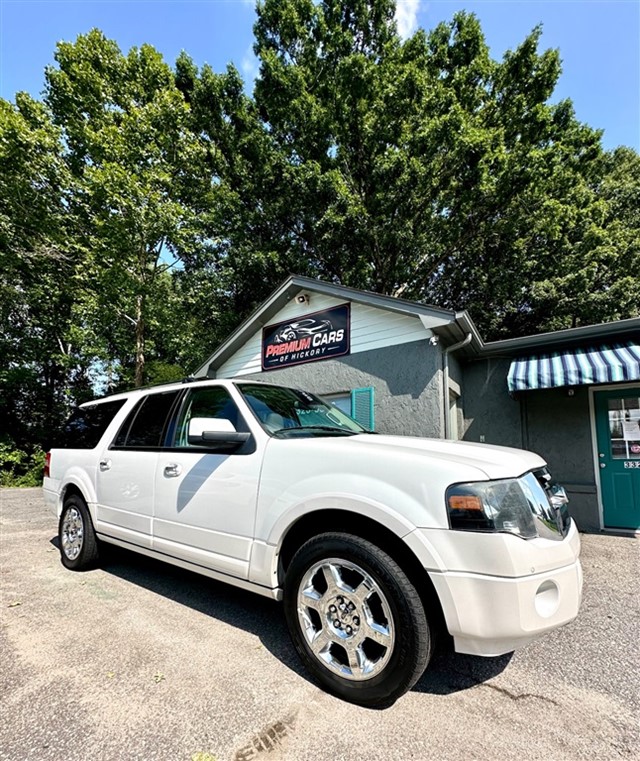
left=0, top=0, right=638, bottom=151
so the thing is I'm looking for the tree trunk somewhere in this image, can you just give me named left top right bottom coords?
left=134, top=292, right=145, bottom=387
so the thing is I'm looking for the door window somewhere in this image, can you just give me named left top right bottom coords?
left=112, top=390, right=180, bottom=448
left=173, top=387, right=241, bottom=447
left=606, top=395, right=640, bottom=459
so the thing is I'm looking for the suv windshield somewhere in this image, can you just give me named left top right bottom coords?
left=237, top=384, right=367, bottom=437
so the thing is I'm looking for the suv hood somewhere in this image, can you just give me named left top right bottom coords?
left=348, top=433, right=546, bottom=480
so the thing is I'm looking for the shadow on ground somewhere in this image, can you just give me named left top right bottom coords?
left=50, top=537, right=511, bottom=700
left=415, top=649, right=512, bottom=695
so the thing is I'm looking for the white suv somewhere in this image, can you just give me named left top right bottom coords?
left=43, top=379, right=583, bottom=706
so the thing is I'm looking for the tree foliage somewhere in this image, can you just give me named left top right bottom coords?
left=0, top=93, right=90, bottom=453
left=247, top=2, right=639, bottom=336
left=45, top=30, right=211, bottom=387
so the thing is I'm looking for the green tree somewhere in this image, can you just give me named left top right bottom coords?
left=45, top=30, right=210, bottom=386
left=246, top=2, right=638, bottom=337
left=0, top=93, right=93, bottom=455
left=2, top=8, right=638, bottom=483
left=175, top=52, right=310, bottom=332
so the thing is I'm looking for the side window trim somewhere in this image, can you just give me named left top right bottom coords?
left=161, top=390, right=187, bottom=447
left=110, top=397, right=144, bottom=448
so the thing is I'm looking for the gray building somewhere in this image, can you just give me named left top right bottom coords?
left=195, top=276, right=640, bottom=534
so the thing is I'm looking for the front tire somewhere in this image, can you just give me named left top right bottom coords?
left=284, top=533, right=432, bottom=707
left=58, top=495, right=99, bottom=571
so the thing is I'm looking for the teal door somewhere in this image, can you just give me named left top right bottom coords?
left=594, top=387, right=640, bottom=530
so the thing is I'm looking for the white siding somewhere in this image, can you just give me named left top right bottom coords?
left=217, top=293, right=430, bottom=378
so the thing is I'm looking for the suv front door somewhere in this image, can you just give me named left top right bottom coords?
left=153, top=385, right=261, bottom=579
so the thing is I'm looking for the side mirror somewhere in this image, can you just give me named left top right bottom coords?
left=549, top=484, right=569, bottom=508
left=187, top=417, right=250, bottom=450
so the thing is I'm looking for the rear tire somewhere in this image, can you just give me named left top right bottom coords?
left=58, top=495, right=99, bottom=571
left=284, top=532, right=433, bottom=707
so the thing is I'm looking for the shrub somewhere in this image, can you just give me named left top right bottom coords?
left=0, top=438, right=46, bottom=487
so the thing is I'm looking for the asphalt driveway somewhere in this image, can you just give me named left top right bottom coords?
left=1, top=488, right=638, bottom=761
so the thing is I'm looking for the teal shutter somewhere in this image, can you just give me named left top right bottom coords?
left=351, top=387, right=374, bottom=430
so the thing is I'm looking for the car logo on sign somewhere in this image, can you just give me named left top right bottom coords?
left=273, top=319, right=333, bottom=343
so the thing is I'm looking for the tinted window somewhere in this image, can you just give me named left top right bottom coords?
left=58, top=400, right=126, bottom=449
left=174, top=387, right=240, bottom=447
left=113, top=391, right=180, bottom=448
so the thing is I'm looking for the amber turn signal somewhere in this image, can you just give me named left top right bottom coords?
left=448, top=494, right=483, bottom=512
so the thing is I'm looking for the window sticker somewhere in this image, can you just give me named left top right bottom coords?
left=622, top=420, right=640, bottom=441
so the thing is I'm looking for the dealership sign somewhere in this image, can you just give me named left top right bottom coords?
left=262, top=303, right=351, bottom=371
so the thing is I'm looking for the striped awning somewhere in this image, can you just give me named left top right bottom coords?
left=507, top=343, right=640, bottom=392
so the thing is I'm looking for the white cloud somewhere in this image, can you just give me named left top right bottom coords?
left=241, top=45, right=260, bottom=85
left=395, top=0, right=422, bottom=39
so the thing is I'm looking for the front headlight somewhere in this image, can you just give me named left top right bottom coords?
left=446, top=472, right=569, bottom=540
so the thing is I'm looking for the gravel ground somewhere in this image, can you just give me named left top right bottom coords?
left=1, top=488, right=638, bottom=761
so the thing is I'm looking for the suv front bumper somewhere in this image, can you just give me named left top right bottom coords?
left=407, top=520, right=583, bottom=656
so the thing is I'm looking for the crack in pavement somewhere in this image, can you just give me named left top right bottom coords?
left=479, top=682, right=560, bottom=706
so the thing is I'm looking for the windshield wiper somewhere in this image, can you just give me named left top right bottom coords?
left=270, top=425, right=359, bottom=436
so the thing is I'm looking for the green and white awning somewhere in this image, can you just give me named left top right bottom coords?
left=507, top=343, right=640, bottom=392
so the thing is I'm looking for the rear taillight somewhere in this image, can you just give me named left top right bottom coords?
left=44, top=452, right=51, bottom=479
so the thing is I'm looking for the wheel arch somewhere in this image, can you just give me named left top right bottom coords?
left=62, top=482, right=88, bottom=506
left=55, top=469, right=96, bottom=518
left=58, top=482, right=94, bottom=521
left=277, top=509, right=448, bottom=636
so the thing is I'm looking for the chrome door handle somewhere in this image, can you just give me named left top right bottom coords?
left=600, top=463, right=606, bottom=469
left=164, top=463, right=182, bottom=477
left=99, top=459, right=111, bottom=471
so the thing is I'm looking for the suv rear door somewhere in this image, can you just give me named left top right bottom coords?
left=95, top=389, right=180, bottom=548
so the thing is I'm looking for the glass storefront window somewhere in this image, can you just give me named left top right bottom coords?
left=608, top=396, right=640, bottom=459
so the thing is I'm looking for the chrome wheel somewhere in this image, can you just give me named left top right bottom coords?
left=61, top=507, right=83, bottom=560
left=297, top=558, right=395, bottom=681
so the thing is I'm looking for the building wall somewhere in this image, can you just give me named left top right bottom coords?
left=524, top=386, right=599, bottom=530
left=462, top=358, right=524, bottom=448
left=238, top=338, right=446, bottom=438
left=463, top=358, right=600, bottom=531
left=217, top=293, right=431, bottom=378
left=446, top=351, right=465, bottom=438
